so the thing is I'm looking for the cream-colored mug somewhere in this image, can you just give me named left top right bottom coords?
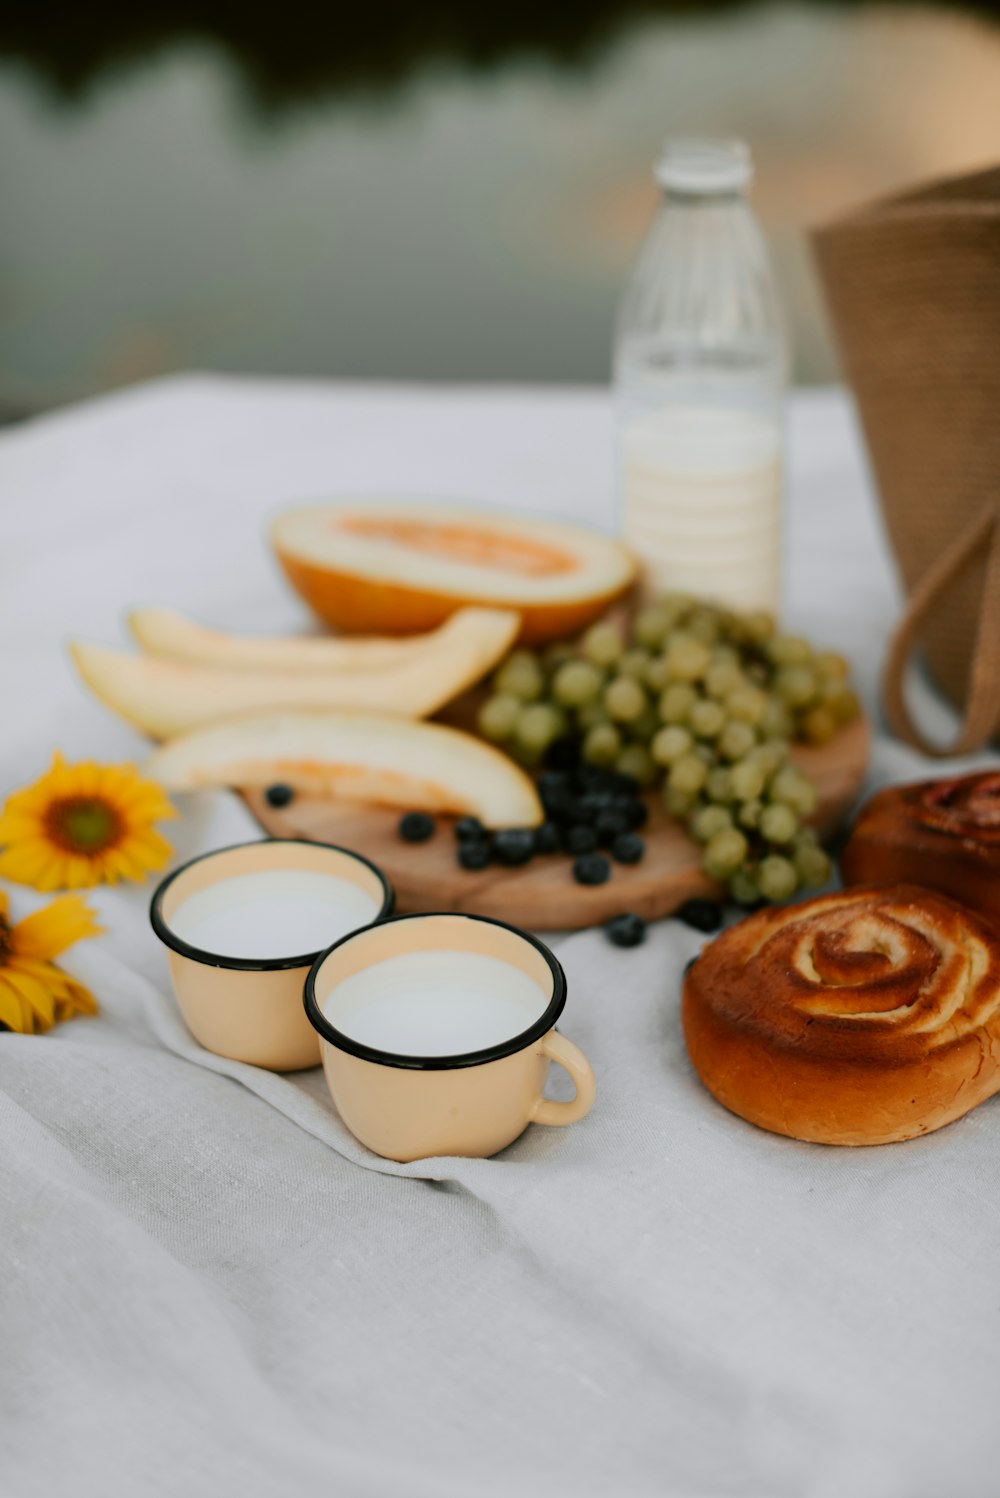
left=304, top=912, right=596, bottom=1161
left=150, top=838, right=393, bottom=1071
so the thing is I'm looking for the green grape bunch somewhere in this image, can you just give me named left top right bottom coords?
left=477, top=595, right=861, bottom=903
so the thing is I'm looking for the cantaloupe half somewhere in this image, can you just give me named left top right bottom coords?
left=70, top=606, right=518, bottom=741
left=146, top=712, right=543, bottom=828
left=127, top=604, right=510, bottom=675
left=271, top=501, right=636, bottom=644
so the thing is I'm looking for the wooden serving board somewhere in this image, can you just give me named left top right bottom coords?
left=246, top=716, right=869, bottom=931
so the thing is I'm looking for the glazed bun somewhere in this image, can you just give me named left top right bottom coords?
left=683, top=885, right=1000, bottom=1145
left=841, top=771, right=1000, bottom=923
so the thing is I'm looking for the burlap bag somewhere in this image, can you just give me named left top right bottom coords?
left=813, top=164, right=1000, bottom=756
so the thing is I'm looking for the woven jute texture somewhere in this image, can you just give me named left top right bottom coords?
left=813, top=165, right=1000, bottom=755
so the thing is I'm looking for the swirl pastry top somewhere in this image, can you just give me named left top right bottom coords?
left=682, top=885, right=1000, bottom=1145
left=841, top=772, right=1000, bottom=921
left=916, top=773, right=1000, bottom=838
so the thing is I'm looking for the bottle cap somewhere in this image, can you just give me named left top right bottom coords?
left=655, top=138, right=752, bottom=195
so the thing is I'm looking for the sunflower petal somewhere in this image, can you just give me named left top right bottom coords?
left=93, top=848, right=132, bottom=883
left=0, top=795, right=39, bottom=831
left=121, top=828, right=174, bottom=871
left=0, top=839, right=66, bottom=890
left=3, top=964, right=56, bottom=1030
left=0, top=808, right=45, bottom=839
left=123, top=783, right=177, bottom=820
left=39, top=859, right=79, bottom=893
left=8, top=954, right=70, bottom=982
left=54, top=976, right=98, bottom=1022
left=11, top=895, right=103, bottom=960
left=0, top=975, right=31, bottom=1033
left=46, top=752, right=73, bottom=795
left=8, top=851, right=67, bottom=893
left=68, top=761, right=102, bottom=795
left=65, top=857, right=102, bottom=890
left=6, top=956, right=99, bottom=1027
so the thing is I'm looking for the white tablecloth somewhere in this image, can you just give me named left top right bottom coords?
left=3, top=378, right=999, bottom=1498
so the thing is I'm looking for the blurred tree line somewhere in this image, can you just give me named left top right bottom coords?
left=3, top=0, right=997, bottom=109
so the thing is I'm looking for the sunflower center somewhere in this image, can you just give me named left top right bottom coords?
left=45, top=796, right=123, bottom=855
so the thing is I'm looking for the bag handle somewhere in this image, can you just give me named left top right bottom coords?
left=883, top=499, right=1000, bottom=756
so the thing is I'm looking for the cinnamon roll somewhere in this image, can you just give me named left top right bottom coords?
left=841, top=772, right=1000, bottom=923
left=682, top=885, right=1000, bottom=1144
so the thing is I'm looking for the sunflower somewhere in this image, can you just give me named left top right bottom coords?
left=0, top=889, right=101, bottom=1033
left=0, top=753, right=176, bottom=891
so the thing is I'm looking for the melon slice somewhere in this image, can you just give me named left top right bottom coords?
left=271, top=500, right=636, bottom=644
left=146, top=712, right=543, bottom=828
left=70, top=606, right=518, bottom=741
left=128, top=605, right=513, bottom=675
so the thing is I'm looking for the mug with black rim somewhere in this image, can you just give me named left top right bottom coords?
left=304, top=910, right=596, bottom=1161
left=151, top=838, right=394, bottom=1071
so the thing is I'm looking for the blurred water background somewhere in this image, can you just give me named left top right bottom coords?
left=1, top=3, right=998, bottom=415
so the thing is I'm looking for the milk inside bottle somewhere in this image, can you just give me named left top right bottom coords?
left=614, top=139, right=787, bottom=614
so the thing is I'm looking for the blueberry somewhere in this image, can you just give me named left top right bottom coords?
left=595, top=810, right=630, bottom=846
left=575, top=792, right=607, bottom=823
left=399, top=812, right=435, bottom=843
left=565, top=824, right=598, bottom=855
left=606, top=913, right=647, bottom=948
left=458, top=840, right=492, bottom=871
left=623, top=800, right=649, bottom=830
left=533, top=822, right=561, bottom=855
left=612, top=832, right=645, bottom=865
left=494, top=829, right=535, bottom=867
left=573, top=853, right=611, bottom=886
left=676, top=898, right=724, bottom=933
left=455, top=816, right=486, bottom=842
left=264, top=783, right=295, bottom=809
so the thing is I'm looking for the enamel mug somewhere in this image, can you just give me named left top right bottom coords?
left=150, top=839, right=393, bottom=1071
left=304, top=911, right=596, bottom=1161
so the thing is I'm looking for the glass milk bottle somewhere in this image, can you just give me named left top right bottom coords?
left=614, top=139, right=787, bottom=614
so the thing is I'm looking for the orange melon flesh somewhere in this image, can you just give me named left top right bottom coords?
left=271, top=502, right=637, bottom=643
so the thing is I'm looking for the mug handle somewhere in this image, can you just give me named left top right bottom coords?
left=531, top=1031, right=596, bottom=1127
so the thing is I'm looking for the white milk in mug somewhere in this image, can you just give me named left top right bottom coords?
left=169, top=869, right=381, bottom=961
left=321, top=950, right=549, bottom=1057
